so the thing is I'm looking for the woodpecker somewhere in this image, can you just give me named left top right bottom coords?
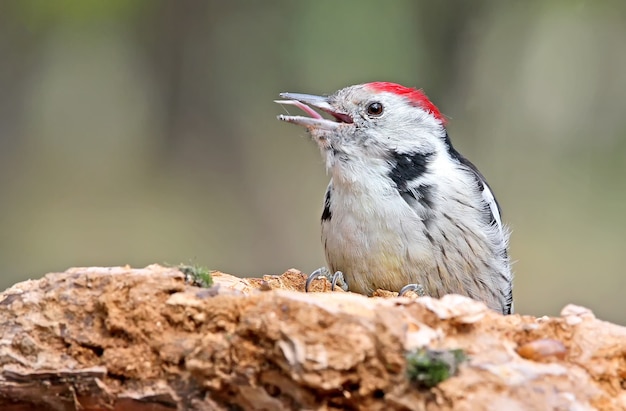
left=276, top=82, right=512, bottom=315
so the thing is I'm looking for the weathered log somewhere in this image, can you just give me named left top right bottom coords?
left=0, top=265, right=624, bottom=410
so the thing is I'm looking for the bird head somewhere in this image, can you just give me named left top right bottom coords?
left=276, top=82, right=448, bottom=181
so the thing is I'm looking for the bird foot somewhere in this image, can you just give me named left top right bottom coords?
left=305, top=267, right=348, bottom=292
left=399, top=283, right=427, bottom=297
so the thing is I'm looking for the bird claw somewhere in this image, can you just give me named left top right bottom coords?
left=399, top=283, right=426, bottom=297
left=305, top=267, right=348, bottom=292
left=305, top=267, right=325, bottom=292
left=330, top=271, right=347, bottom=291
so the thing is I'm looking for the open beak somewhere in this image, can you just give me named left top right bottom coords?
left=275, top=92, right=353, bottom=129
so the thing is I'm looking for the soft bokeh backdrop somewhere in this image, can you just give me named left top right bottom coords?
left=1, top=0, right=625, bottom=323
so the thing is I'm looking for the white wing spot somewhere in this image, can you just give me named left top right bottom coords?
left=481, top=183, right=502, bottom=234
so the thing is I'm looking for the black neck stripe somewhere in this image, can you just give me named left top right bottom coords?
left=321, top=187, right=332, bottom=221
left=388, top=150, right=433, bottom=192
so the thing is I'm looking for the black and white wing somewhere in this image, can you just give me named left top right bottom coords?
left=456, top=154, right=504, bottom=236
left=446, top=135, right=513, bottom=314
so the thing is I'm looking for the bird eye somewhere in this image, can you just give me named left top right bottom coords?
left=366, top=102, right=383, bottom=117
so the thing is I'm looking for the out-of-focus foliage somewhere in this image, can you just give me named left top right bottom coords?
left=11, top=0, right=148, bottom=26
left=0, top=0, right=624, bottom=323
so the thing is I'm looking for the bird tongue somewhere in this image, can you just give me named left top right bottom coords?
left=274, top=99, right=324, bottom=120
left=275, top=93, right=353, bottom=124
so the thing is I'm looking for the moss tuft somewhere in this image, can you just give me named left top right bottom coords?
left=177, top=264, right=214, bottom=288
left=405, top=348, right=466, bottom=388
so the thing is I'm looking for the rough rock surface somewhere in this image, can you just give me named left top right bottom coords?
left=0, top=265, right=625, bottom=411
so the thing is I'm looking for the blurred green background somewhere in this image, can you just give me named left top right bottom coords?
left=0, top=0, right=624, bottom=323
